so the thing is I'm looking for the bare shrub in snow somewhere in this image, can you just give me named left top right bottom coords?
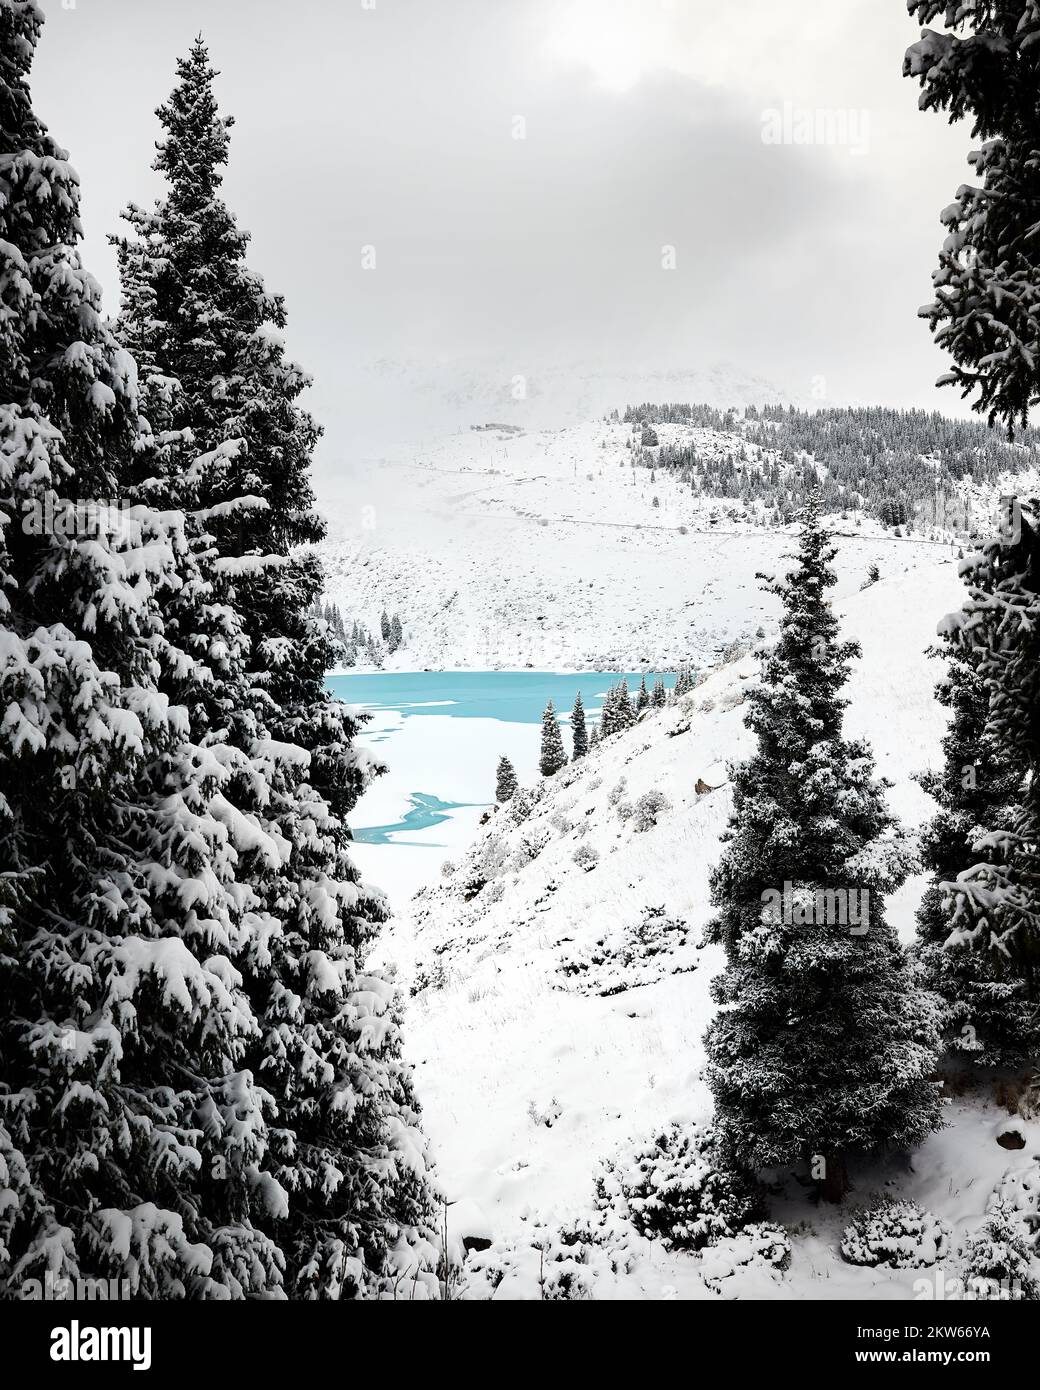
left=572, top=843, right=600, bottom=872
left=472, top=834, right=508, bottom=882
left=596, top=1123, right=764, bottom=1251
left=631, top=788, right=671, bottom=832
left=527, top=1095, right=562, bottom=1129
left=608, top=777, right=628, bottom=807
left=506, top=786, right=542, bottom=826
left=559, top=905, right=694, bottom=996
left=410, top=959, right=448, bottom=996
left=840, top=1200, right=952, bottom=1270
left=440, top=860, right=456, bottom=878
left=518, top=827, right=549, bottom=863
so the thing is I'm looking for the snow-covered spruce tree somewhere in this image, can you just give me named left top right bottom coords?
left=571, top=691, right=588, bottom=760
left=914, top=634, right=1031, bottom=1066
left=651, top=676, right=667, bottom=709
left=961, top=1199, right=1040, bottom=1300
left=495, top=756, right=518, bottom=804
left=905, top=1, right=1040, bottom=434
left=703, top=493, right=943, bottom=1202
left=636, top=674, right=649, bottom=712
left=112, top=37, right=437, bottom=1297
left=600, top=687, right=618, bottom=738
left=0, top=0, right=294, bottom=1298
left=932, top=502, right=1040, bottom=1066
left=615, top=677, right=635, bottom=730
left=540, top=700, right=567, bottom=777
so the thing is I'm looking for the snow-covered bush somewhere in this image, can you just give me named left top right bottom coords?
left=573, top=844, right=600, bottom=872
left=840, top=1200, right=952, bottom=1270
left=441, top=860, right=456, bottom=878
left=518, top=826, right=550, bottom=863
left=472, top=834, right=509, bottom=881
left=960, top=1200, right=1040, bottom=1301
left=989, top=1159, right=1040, bottom=1233
left=720, top=638, right=750, bottom=664
left=700, top=1222, right=791, bottom=1295
left=608, top=777, right=628, bottom=807
left=410, top=959, right=448, bottom=996
left=559, top=905, right=694, bottom=996
left=459, top=1213, right=634, bottom=1301
left=631, top=788, right=671, bottom=832
left=596, top=1123, right=764, bottom=1251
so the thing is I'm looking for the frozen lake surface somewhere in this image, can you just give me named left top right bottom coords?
left=328, top=670, right=676, bottom=906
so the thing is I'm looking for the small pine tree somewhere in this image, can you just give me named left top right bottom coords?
left=636, top=675, right=650, bottom=712
left=539, top=701, right=568, bottom=777
left=495, top=756, right=518, bottom=803
left=615, top=678, right=635, bottom=730
left=703, top=494, right=943, bottom=1202
left=590, top=723, right=601, bottom=747
left=571, top=692, right=589, bottom=760
left=961, top=1200, right=1040, bottom=1300
left=600, top=687, right=618, bottom=738
left=651, top=677, right=667, bottom=709
left=380, top=609, right=391, bottom=643
left=389, top=613, right=403, bottom=653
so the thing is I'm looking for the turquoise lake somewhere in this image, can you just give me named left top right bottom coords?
left=327, top=670, right=677, bottom=854
left=327, top=670, right=676, bottom=725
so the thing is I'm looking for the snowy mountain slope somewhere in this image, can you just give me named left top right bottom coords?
left=321, top=418, right=968, bottom=671
left=372, top=556, right=1040, bottom=1299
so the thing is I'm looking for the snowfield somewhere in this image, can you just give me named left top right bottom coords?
left=320, top=418, right=967, bottom=673
left=369, top=552, right=1040, bottom=1299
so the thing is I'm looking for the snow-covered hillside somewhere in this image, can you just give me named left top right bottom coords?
left=371, top=556, right=1040, bottom=1300
left=321, top=418, right=968, bottom=672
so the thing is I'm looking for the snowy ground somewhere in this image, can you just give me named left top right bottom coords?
left=321, top=418, right=967, bottom=672
left=364, top=552, right=1040, bottom=1299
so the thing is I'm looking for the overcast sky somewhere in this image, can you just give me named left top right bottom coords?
left=31, top=0, right=975, bottom=487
